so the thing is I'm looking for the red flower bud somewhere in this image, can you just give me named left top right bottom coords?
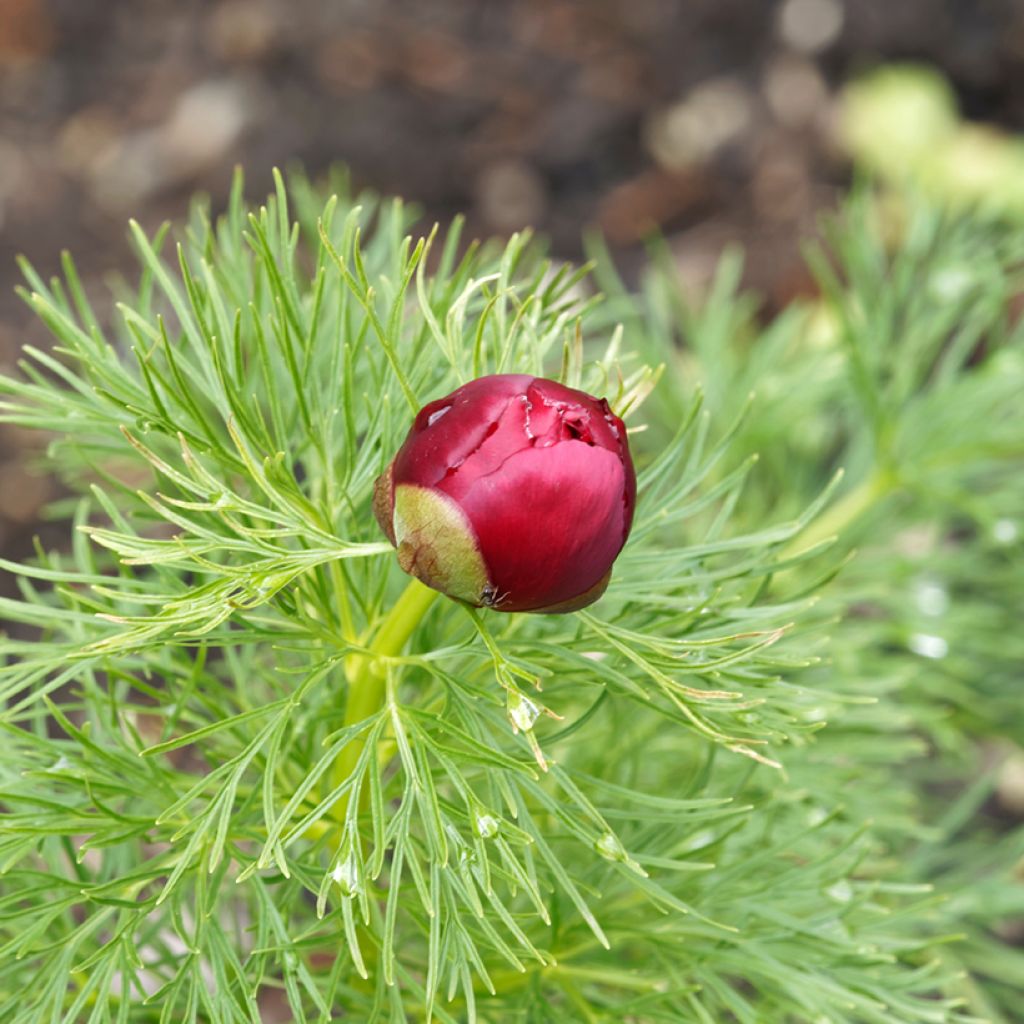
left=374, top=374, right=636, bottom=613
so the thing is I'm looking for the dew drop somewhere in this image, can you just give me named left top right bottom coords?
left=595, top=832, right=627, bottom=862
left=826, top=880, right=853, bottom=903
left=681, top=829, right=715, bottom=852
left=507, top=689, right=541, bottom=732
left=994, top=519, right=1018, bottom=544
left=473, top=812, right=500, bottom=840
left=908, top=633, right=948, bottom=659
left=805, top=806, right=828, bottom=827
left=331, top=857, right=361, bottom=897
left=913, top=578, right=949, bottom=617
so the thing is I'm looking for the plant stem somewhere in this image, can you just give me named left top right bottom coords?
left=328, top=558, right=356, bottom=645
left=329, top=577, right=439, bottom=827
left=784, top=468, right=896, bottom=559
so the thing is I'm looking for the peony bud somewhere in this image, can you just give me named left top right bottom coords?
left=373, top=374, right=636, bottom=613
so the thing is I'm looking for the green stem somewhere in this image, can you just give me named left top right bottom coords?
left=783, top=468, right=896, bottom=559
left=328, top=559, right=356, bottom=645
left=329, top=578, right=439, bottom=827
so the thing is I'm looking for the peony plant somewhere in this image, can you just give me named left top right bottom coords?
left=0, top=169, right=1021, bottom=1022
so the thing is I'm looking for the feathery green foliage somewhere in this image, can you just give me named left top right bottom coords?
left=593, top=190, right=1024, bottom=1022
left=0, top=169, right=1020, bottom=1022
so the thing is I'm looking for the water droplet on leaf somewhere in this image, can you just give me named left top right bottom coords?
left=595, top=832, right=627, bottom=862
left=994, top=519, right=1018, bottom=544
left=474, top=812, right=500, bottom=840
left=914, top=578, right=949, bottom=616
left=908, top=633, right=948, bottom=659
left=331, top=857, right=361, bottom=897
left=507, top=688, right=541, bottom=732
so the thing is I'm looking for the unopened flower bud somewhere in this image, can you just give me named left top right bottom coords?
left=374, top=374, right=636, bottom=613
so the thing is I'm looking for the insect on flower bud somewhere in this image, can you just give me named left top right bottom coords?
left=373, top=374, right=636, bottom=613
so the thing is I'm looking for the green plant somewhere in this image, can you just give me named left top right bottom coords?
left=0, top=170, right=1020, bottom=1022
left=840, top=64, right=1024, bottom=220
left=593, top=189, right=1024, bottom=1021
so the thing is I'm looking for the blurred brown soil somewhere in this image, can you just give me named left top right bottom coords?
left=2, top=0, right=1024, bottom=579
